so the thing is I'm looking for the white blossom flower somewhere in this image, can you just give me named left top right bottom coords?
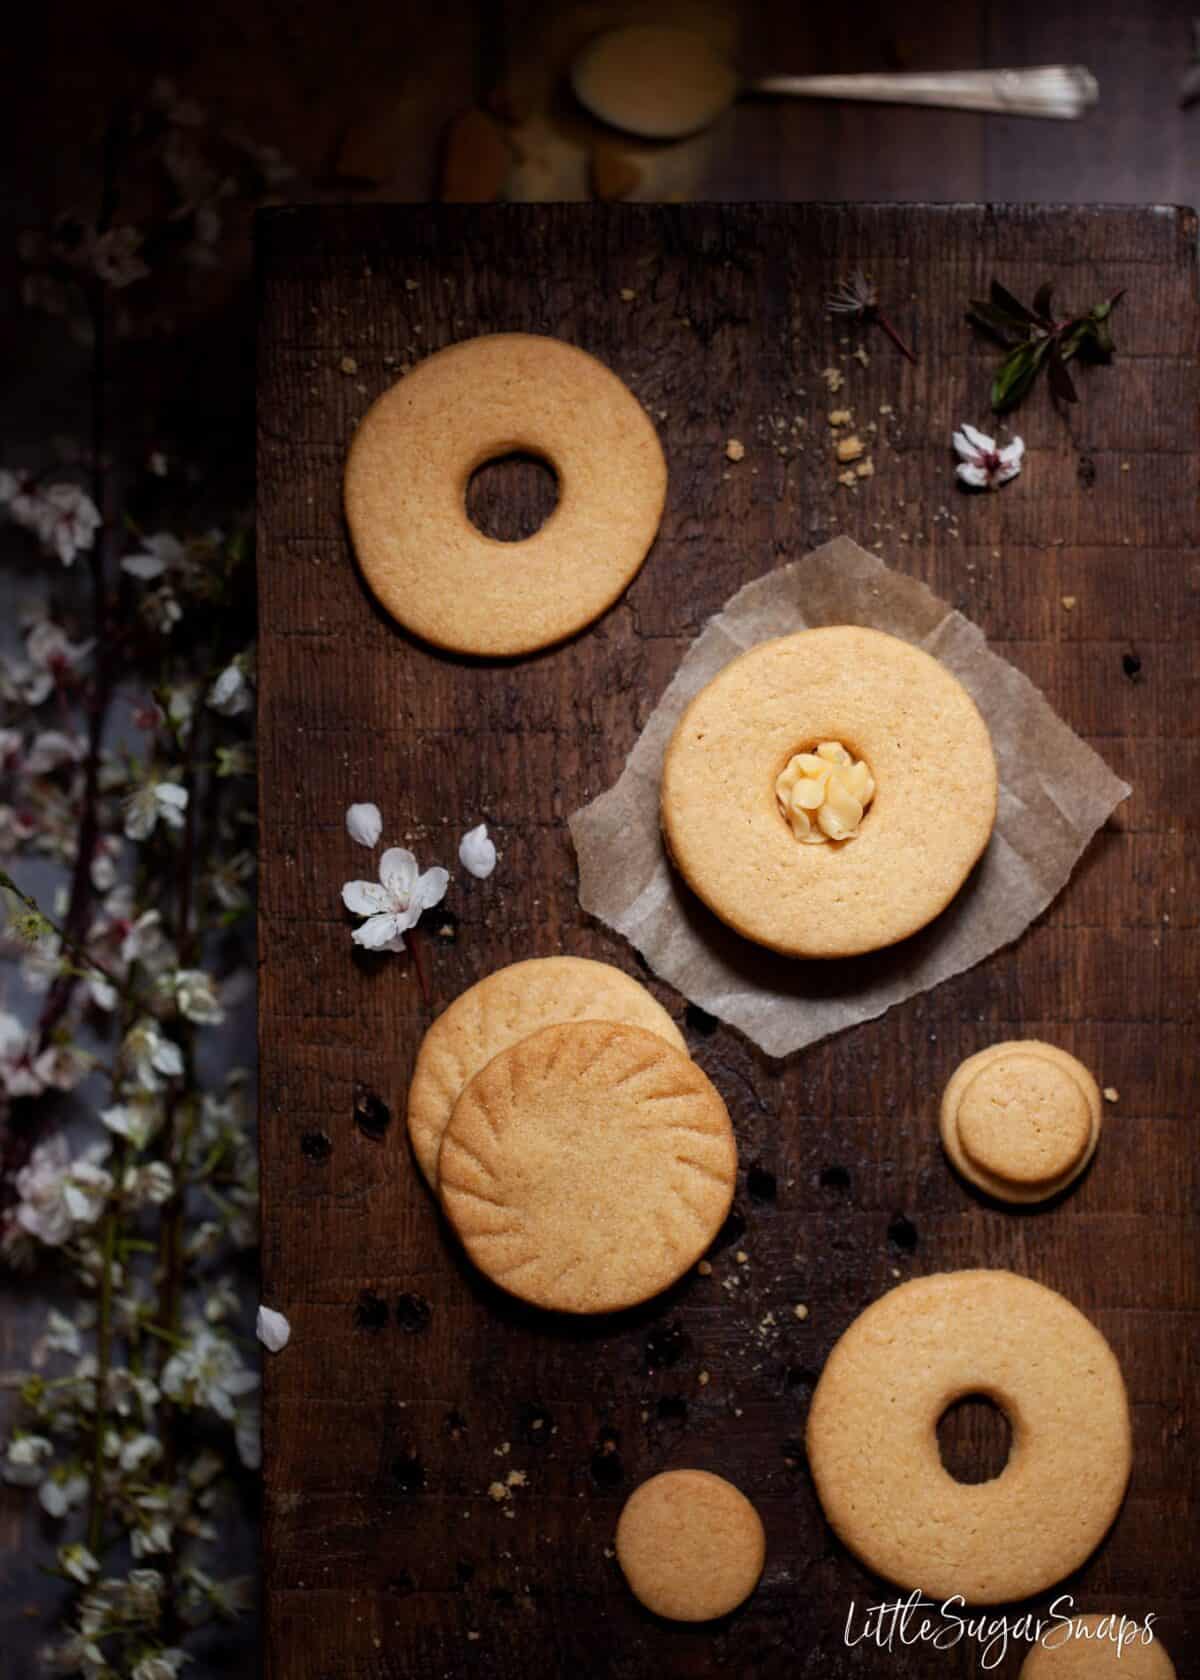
left=207, top=659, right=253, bottom=716
left=123, top=779, right=188, bottom=842
left=92, top=225, right=150, bottom=288
left=341, top=847, right=448, bottom=952
left=118, top=1432, right=163, bottom=1474
left=2, top=482, right=102, bottom=566
left=141, top=585, right=183, bottom=635
left=121, top=531, right=185, bottom=580
left=161, top=1327, right=259, bottom=1421
left=953, top=423, right=1024, bottom=490
left=43, top=1308, right=83, bottom=1359
left=124, top=1160, right=174, bottom=1207
left=7, top=621, right=94, bottom=706
left=12, top=1137, right=113, bottom=1246
left=345, top=801, right=382, bottom=848
left=256, top=1304, right=290, bottom=1353
left=58, top=1542, right=100, bottom=1584
left=0, top=726, right=22, bottom=770
left=101, top=1096, right=164, bottom=1150
left=39, top=1465, right=89, bottom=1517
left=32, top=1043, right=91, bottom=1091
left=132, top=1653, right=189, bottom=1680
left=162, top=967, right=225, bottom=1025
left=3, top=1431, right=54, bottom=1486
left=24, top=729, right=85, bottom=775
left=121, top=1018, right=184, bottom=1091
left=458, top=822, right=497, bottom=879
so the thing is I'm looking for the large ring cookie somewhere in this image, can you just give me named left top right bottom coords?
left=805, top=1270, right=1131, bottom=1604
left=343, top=333, right=667, bottom=657
left=660, top=627, right=998, bottom=957
left=407, top=956, right=686, bottom=1188
left=940, top=1041, right=1102, bottom=1203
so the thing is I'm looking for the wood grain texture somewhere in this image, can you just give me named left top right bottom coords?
left=256, top=204, right=1198, bottom=1679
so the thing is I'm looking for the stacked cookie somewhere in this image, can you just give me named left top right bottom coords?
left=407, top=957, right=736, bottom=1314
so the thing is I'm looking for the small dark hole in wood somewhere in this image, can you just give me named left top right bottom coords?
left=430, top=908, right=459, bottom=944
left=1077, top=454, right=1097, bottom=488
left=444, top=1409, right=468, bottom=1440
left=1122, top=650, right=1143, bottom=682
left=655, top=1394, right=688, bottom=1425
left=300, top=1129, right=332, bottom=1161
left=489, top=1587, right=516, bottom=1611
left=465, top=451, right=558, bottom=542
left=781, top=1435, right=807, bottom=1469
left=684, top=1002, right=719, bottom=1037
left=385, top=1570, right=415, bottom=1596
left=391, top=1450, right=425, bottom=1494
left=937, top=1393, right=1012, bottom=1484
left=888, top=1212, right=918, bottom=1252
left=353, top=1080, right=391, bottom=1139
left=354, top=1289, right=388, bottom=1331
left=785, top=1364, right=819, bottom=1394
left=819, top=1164, right=851, bottom=1192
left=455, top=1559, right=475, bottom=1586
left=520, top=1403, right=553, bottom=1445
left=747, top=1163, right=777, bottom=1203
left=644, top=1320, right=691, bottom=1371
left=395, top=1292, right=432, bottom=1333
left=590, top=1427, right=623, bottom=1487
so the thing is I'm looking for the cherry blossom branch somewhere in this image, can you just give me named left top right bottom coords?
left=0, top=870, right=137, bottom=1004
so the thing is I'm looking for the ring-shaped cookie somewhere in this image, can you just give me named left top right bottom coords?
left=806, top=1270, right=1132, bottom=1605
left=660, top=626, right=998, bottom=957
left=343, top=333, right=667, bottom=657
left=940, top=1041, right=1102, bottom=1203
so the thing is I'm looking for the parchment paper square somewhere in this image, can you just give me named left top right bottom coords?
left=569, top=537, right=1131, bottom=1058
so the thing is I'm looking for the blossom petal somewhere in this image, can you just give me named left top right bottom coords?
left=255, top=1306, right=291, bottom=1353
left=998, top=436, right=1025, bottom=466
left=155, top=783, right=189, bottom=811
left=341, top=879, right=391, bottom=917
left=956, top=463, right=990, bottom=489
left=994, top=460, right=1022, bottom=485
left=411, top=865, right=449, bottom=913
left=351, top=912, right=406, bottom=951
left=378, top=847, right=418, bottom=902
left=345, top=802, right=382, bottom=848
left=957, top=422, right=996, bottom=456
left=458, top=824, right=496, bottom=880
left=121, top=552, right=167, bottom=580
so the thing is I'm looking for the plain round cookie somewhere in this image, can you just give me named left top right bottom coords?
left=615, top=1470, right=766, bottom=1621
left=940, top=1042, right=1102, bottom=1203
left=343, top=333, right=667, bottom=656
left=1020, top=1615, right=1175, bottom=1677
left=439, top=1022, right=736, bottom=1314
left=660, top=627, right=998, bottom=957
left=407, top=957, right=686, bottom=1188
left=805, top=1270, right=1131, bottom=1604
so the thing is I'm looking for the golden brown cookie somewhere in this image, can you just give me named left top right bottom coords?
left=407, top=957, right=686, bottom=1188
left=615, top=1469, right=765, bottom=1621
left=1020, top=1614, right=1175, bottom=1677
left=805, top=1270, right=1131, bottom=1604
left=343, top=333, right=667, bottom=657
left=439, top=1022, right=736, bottom=1314
left=660, top=626, right=998, bottom=957
left=940, top=1041, right=1102, bottom=1202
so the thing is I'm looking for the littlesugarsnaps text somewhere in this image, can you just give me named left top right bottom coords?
left=843, top=1591, right=1158, bottom=1669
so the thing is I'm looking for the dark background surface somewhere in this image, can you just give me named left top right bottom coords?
left=4, top=3, right=1199, bottom=1676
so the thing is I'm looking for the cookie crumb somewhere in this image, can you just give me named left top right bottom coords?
left=735, top=1250, right=749, bottom=1265
left=725, top=438, right=745, bottom=462
left=487, top=1480, right=510, bottom=1503
left=1061, top=595, right=1077, bottom=610
left=619, top=287, right=637, bottom=302
left=1103, top=1086, right=1119, bottom=1103
left=1120, top=460, right=1131, bottom=471
left=696, top=1259, right=712, bottom=1275
left=822, top=366, right=844, bottom=393
left=855, top=458, right=875, bottom=479
left=835, top=434, right=865, bottom=463
left=339, top=355, right=358, bottom=375
left=828, top=409, right=852, bottom=428
left=793, top=1303, right=809, bottom=1320
left=467, top=1631, right=481, bottom=1642
left=837, top=468, right=859, bottom=488
left=698, top=1369, right=710, bottom=1386
left=853, top=346, right=870, bottom=366
left=493, top=1441, right=511, bottom=1457
left=405, top=278, right=418, bottom=291
left=505, top=1469, right=527, bottom=1488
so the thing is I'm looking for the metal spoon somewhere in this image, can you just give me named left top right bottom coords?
left=570, top=25, right=1099, bottom=140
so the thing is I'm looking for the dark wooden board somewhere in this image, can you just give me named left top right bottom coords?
left=256, top=203, right=1199, bottom=1680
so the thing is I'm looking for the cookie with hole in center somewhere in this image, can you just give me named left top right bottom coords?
left=805, top=1270, right=1131, bottom=1605
left=407, top=956, right=686, bottom=1188
left=438, top=1021, right=736, bottom=1314
left=940, top=1041, right=1102, bottom=1203
left=343, top=333, right=667, bottom=657
left=1019, top=1614, right=1176, bottom=1677
left=660, top=625, right=997, bottom=957
left=615, top=1469, right=766, bottom=1621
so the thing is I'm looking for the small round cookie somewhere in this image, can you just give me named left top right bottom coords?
left=660, top=627, right=997, bottom=957
left=615, top=1470, right=766, bottom=1621
left=805, top=1270, right=1131, bottom=1604
left=1020, top=1615, right=1175, bottom=1677
left=343, top=333, right=667, bottom=657
left=407, top=957, right=686, bottom=1188
left=439, top=1021, right=736, bottom=1314
left=941, top=1041, right=1102, bottom=1203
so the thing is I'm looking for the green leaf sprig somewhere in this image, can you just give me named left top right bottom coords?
left=968, top=279, right=1125, bottom=413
